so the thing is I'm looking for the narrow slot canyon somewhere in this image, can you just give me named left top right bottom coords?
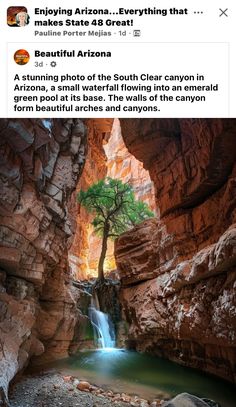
left=0, top=118, right=236, bottom=407
left=69, top=118, right=156, bottom=281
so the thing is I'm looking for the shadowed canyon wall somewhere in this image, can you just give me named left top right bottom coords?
left=116, top=119, right=236, bottom=383
left=0, top=118, right=113, bottom=403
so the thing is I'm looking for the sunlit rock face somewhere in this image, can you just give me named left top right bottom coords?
left=116, top=119, right=236, bottom=383
left=0, top=118, right=87, bottom=401
left=97, top=119, right=156, bottom=276
left=69, top=119, right=113, bottom=280
left=104, top=119, right=156, bottom=212
left=88, top=119, right=156, bottom=277
left=71, top=119, right=156, bottom=279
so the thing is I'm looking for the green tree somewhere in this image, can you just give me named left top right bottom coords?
left=77, top=177, right=154, bottom=281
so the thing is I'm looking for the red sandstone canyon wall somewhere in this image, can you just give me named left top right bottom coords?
left=0, top=118, right=91, bottom=401
left=116, top=119, right=236, bottom=383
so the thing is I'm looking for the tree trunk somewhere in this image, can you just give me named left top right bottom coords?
left=98, top=223, right=109, bottom=281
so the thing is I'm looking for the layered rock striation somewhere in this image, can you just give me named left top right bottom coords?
left=0, top=118, right=88, bottom=402
left=116, top=119, right=236, bottom=382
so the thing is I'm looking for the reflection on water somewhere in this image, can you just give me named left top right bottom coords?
left=50, top=349, right=236, bottom=407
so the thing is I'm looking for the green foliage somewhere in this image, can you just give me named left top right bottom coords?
left=77, top=177, right=154, bottom=239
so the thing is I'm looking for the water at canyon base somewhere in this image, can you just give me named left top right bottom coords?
left=50, top=349, right=236, bottom=407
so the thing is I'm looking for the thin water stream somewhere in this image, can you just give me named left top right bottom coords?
left=88, top=294, right=115, bottom=349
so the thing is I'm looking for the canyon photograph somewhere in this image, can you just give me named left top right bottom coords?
left=0, top=118, right=236, bottom=407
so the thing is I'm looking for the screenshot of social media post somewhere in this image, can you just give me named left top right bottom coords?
left=0, top=1, right=236, bottom=407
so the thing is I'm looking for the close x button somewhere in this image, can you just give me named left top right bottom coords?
left=219, top=8, right=228, bottom=17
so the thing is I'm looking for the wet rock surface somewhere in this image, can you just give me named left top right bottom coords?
left=69, top=278, right=122, bottom=351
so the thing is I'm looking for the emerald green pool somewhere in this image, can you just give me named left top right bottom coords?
left=51, top=349, right=236, bottom=407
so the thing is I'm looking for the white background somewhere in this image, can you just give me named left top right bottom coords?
left=8, top=42, right=228, bottom=118
left=0, top=0, right=234, bottom=118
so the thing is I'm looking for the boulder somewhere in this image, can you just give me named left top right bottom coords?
left=162, top=393, right=220, bottom=407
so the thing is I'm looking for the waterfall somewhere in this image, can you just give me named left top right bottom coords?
left=89, top=294, right=115, bottom=349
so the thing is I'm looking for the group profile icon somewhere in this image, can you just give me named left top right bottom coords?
left=14, top=49, right=30, bottom=65
left=7, top=6, right=30, bottom=27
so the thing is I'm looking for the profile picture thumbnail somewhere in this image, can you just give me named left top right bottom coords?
left=14, top=49, right=30, bottom=65
left=7, top=6, right=30, bottom=27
